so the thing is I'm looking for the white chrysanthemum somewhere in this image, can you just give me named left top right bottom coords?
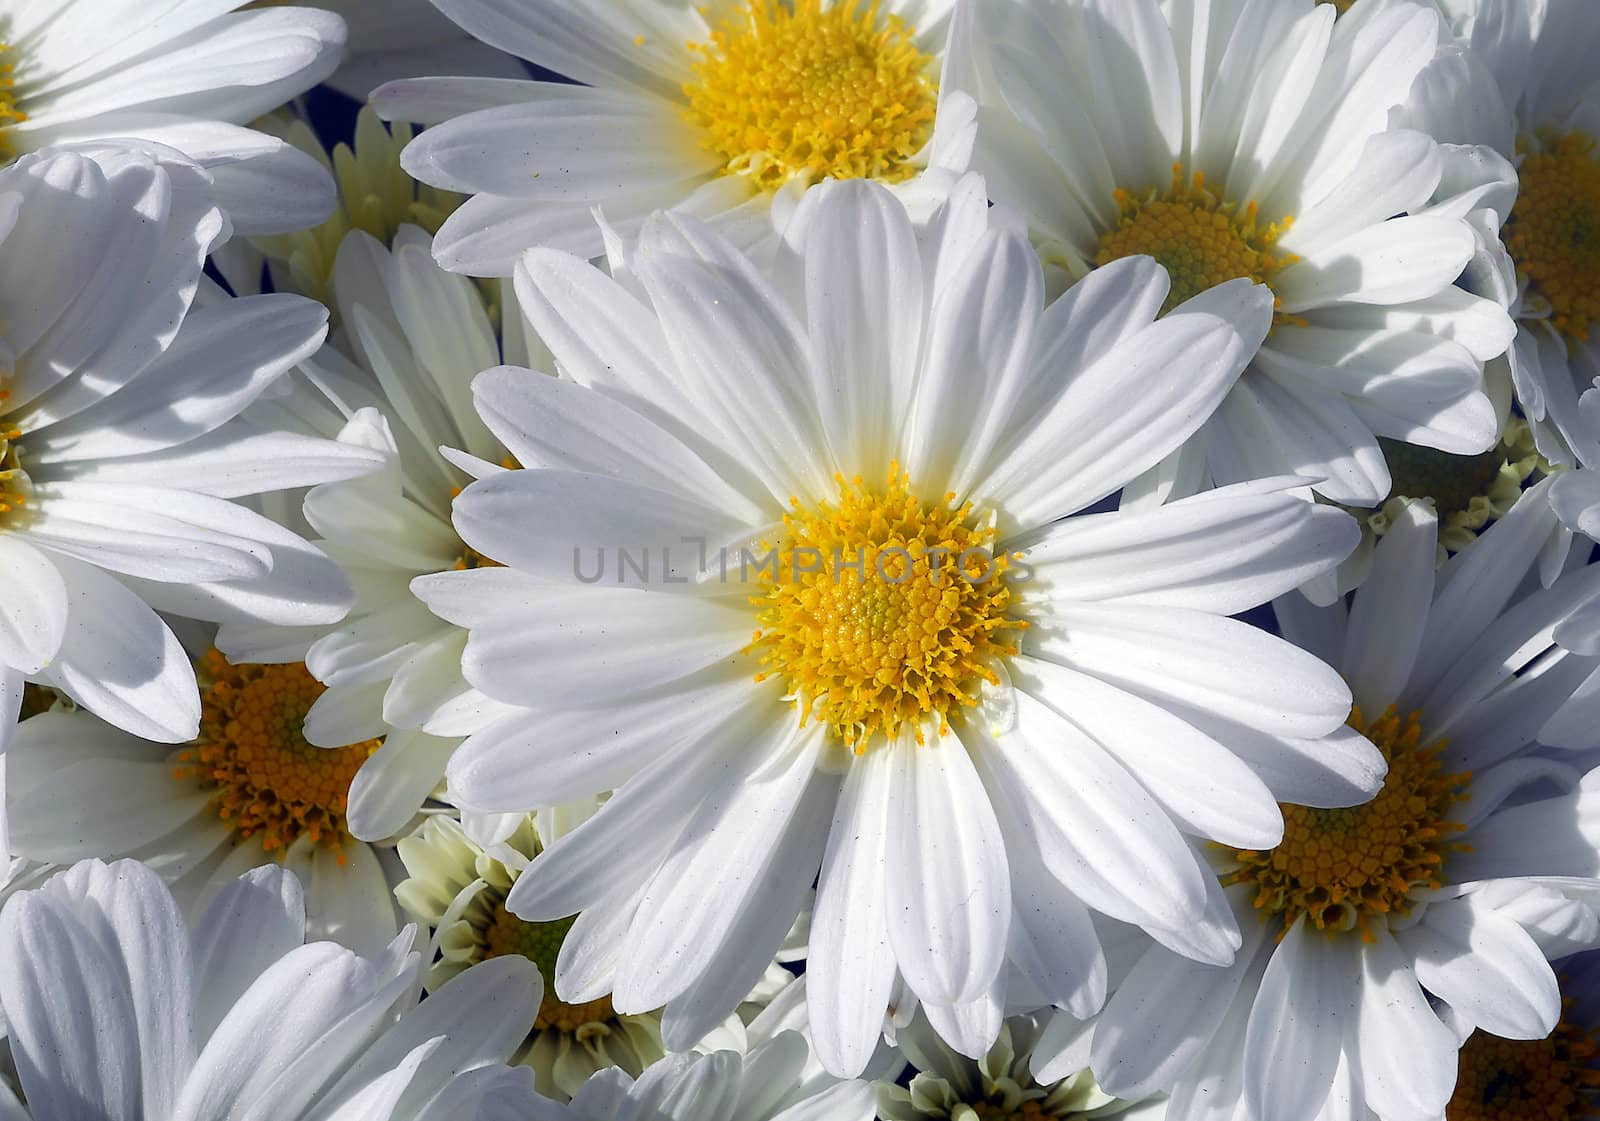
left=372, top=0, right=976, bottom=275
left=1050, top=490, right=1600, bottom=1121
left=5, top=653, right=404, bottom=955
left=0, top=858, right=542, bottom=1121
left=525, top=1031, right=879, bottom=1121
left=947, top=0, right=1513, bottom=513
left=879, top=1012, right=1163, bottom=1121
left=393, top=812, right=794, bottom=1100
left=0, top=145, right=380, bottom=750
left=420, top=178, right=1374, bottom=1075
left=218, top=224, right=549, bottom=842
left=1397, top=1, right=1600, bottom=557
left=311, top=0, right=527, bottom=102
left=1397, top=0, right=1600, bottom=452
left=0, top=0, right=347, bottom=235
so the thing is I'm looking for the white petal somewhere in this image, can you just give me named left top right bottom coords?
left=1353, top=929, right=1458, bottom=1121
left=1341, top=499, right=1437, bottom=715
left=1243, top=920, right=1356, bottom=1121
left=884, top=729, right=1011, bottom=1006
left=1402, top=897, right=1560, bottom=1041
left=808, top=741, right=899, bottom=1077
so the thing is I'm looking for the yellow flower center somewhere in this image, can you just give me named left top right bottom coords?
left=1321, top=0, right=1356, bottom=12
left=1226, top=706, right=1470, bottom=939
left=1447, top=1012, right=1600, bottom=1121
left=482, top=902, right=618, bottom=1033
left=1097, top=165, right=1298, bottom=318
left=0, top=47, right=24, bottom=160
left=0, top=392, right=31, bottom=528
left=1504, top=132, right=1600, bottom=342
left=748, top=470, right=1026, bottom=752
left=682, top=0, right=938, bottom=192
left=175, top=650, right=379, bottom=856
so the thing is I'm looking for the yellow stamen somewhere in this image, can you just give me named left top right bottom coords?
left=174, top=650, right=379, bottom=858
left=0, top=45, right=26, bottom=161
left=1505, top=131, right=1600, bottom=343
left=1097, top=164, right=1299, bottom=320
left=1224, top=705, right=1471, bottom=941
left=747, top=468, right=1025, bottom=752
left=682, top=0, right=937, bottom=191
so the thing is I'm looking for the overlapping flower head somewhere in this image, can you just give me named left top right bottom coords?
left=0, top=1, right=1597, bottom=1121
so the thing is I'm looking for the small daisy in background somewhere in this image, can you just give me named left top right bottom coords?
left=1396, top=0, right=1600, bottom=559
left=373, top=0, right=976, bottom=274
left=878, top=1011, right=1165, bottom=1121
left=0, top=0, right=348, bottom=235
left=225, top=222, right=549, bottom=845
left=0, top=144, right=379, bottom=751
left=218, top=106, right=472, bottom=310
left=6, top=647, right=403, bottom=954
left=1057, top=490, right=1600, bottom=1121
left=946, top=0, right=1513, bottom=533
left=0, top=858, right=543, bottom=1121
left=423, top=177, right=1375, bottom=1075
left=393, top=811, right=799, bottom=1099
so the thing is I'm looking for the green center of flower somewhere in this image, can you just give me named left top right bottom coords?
left=482, top=902, right=617, bottom=1032
left=1381, top=439, right=1511, bottom=519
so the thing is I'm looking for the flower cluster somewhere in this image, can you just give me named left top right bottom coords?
left=0, top=2, right=1598, bottom=1120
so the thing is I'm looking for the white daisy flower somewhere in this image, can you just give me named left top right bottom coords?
left=0, top=857, right=543, bottom=1121
left=1395, top=1, right=1600, bottom=562
left=1058, top=490, right=1600, bottom=1121
left=312, top=0, right=528, bottom=102
left=393, top=811, right=795, bottom=1100
left=218, top=224, right=546, bottom=842
left=0, top=145, right=379, bottom=749
left=527, top=1031, right=879, bottom=1121
left=945, top=0, right=1513, bottom=511
left=421, top=177, right=1372, bottom=1075
left=1395, top=0, right=1600, bottom=462
left=1, top=0, right=348, bottom=236
left=6, top=651, right=404, bottom=955
left=879, top=1011, right=1164, bottom=1121
left=371, top=0, right=976, bottom=276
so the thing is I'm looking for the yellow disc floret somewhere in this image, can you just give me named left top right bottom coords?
left=1447, top=1008, right=1600, bottom=1120
left=1097, top=164, right=1298, bottom=318
left=482, top=903, right=619, bottom=1033
left=682, top=0, right=938, bottom=191
left=0, top=401, right=31, bottom=528
left=748, top=469, right=1025, bottom=752
left=1504, top=131, right=1600, bottom=342
left=176, top=650, right=380, bottom=856
left=0, top=47, right=25, bottom=161
left=1226, top=706, right=1470, bottom=939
